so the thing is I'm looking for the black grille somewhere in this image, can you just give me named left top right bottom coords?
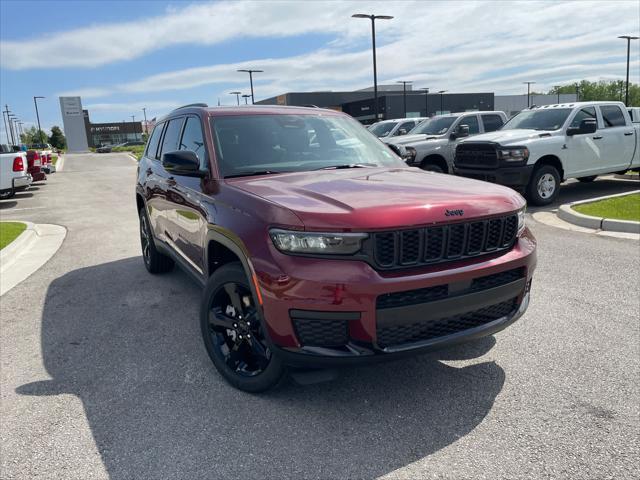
left=470, top=267, right=525, bottom=292
left=369, top=214, right=518, bottom=270
left=455, top=143, right=499, bottom=169
left=292, top=318, right=349, bottom=347
left=376, top=298, right=518, bottom=348
left=377, top=285, right=448, bottom=310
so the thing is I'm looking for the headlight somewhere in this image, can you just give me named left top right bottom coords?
left=498, top=147, right=529, bottom=163
left=270, top=229, right=367, bottom=255
left=517, top=208, right=526, bottom=235
left=404, top=146, right=417, bottom=163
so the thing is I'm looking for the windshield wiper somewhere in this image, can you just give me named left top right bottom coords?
left=314, top=163, right=377, bottom=170
left=224, top=170, right=291, bottom=178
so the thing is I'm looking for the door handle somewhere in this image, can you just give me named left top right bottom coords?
left=167, top=177, right=177, bottom=187
left=624, top=132, right=634, bottom=136
left=146, top=168, right=152, bottom=176
left=592, top=135, right=603, bottom=140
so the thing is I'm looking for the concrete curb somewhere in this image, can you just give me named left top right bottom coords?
left=557, top=190, right=640, bottom=234
left=127, top=153, right=138, bottom=163
left=0, top=222, right=67, bottom=296
left=613, top=173, right=639, bottom=180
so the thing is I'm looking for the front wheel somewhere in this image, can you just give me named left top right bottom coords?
left=421, top=162, right=445, bottom=174
left=200, top=262, right=287, bottom=392
left=577, top=175, right=597, bottom=183
left=526, top=165, right=561, bottom=206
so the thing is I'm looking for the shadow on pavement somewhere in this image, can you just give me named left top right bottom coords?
left=0, top=200, right=18, bottom=209
left=18, top=257, right=504, bottom=479
left=528, top=177, right=639, bottom=213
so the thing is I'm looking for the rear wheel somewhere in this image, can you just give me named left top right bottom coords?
left=0, top=189, right=15, bottom=200
left=527, top=165, right=560, bottom=206
left=577, top=175, right=597, bottom=183
left=139, top=207, right=174, bottom=273
left=200, top=262, right=286, bottom=392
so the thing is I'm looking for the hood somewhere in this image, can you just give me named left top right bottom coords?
left=228, top=168, right=524, bottom=231
left=461, top=129, right=551, bottom=145
left=383, top=134, right=442, bottom=145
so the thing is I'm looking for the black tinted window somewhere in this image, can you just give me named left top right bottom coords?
left=160, top=118, right=184, bottom=156
left=459, top=115, right=479, bottom=134
left=569, top=107, right=597, bottom=128
left=180, top=117, right=208, bottom=169
left=600, top=105, right=626, bottom=128
left=481, top=114, right=504, bottom=132
left=145, top=123, right=164, bottom=159
left=396, top=121, right=415, bottom=134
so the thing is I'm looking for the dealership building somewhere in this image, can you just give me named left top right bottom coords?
left=83, top=110, right=143, bottom=148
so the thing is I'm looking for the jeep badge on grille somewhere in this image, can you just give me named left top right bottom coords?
left=445, top=209, right=464, bottom=217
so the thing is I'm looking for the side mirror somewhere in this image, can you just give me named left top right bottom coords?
left=161, top=150, right=205, bottom=177
left=387, top=143, right=407, bottom=159
left=451, top=124, right=470, bottom=139
left=567, top=118, right=597, bottom=136
left=397, top=128, right=408, bottom=136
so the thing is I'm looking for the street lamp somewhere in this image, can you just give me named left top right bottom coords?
left=237, top=69, right=263, bottom=104
left=618, top=35, right=639, bottom=106
left=131, top=115, right=137, bottom=141
left=396, top=81, right=412, bottom=118
left=523, top=82, right=536, bottom=108
left=352, top=13, right=394, bottom=121
left=142, top=107, right=148, bottom=135
left=8, top=114, right=18, bottom=144
left=438, top=90, right=447, bottom=114
left=1, top=108, right=10, bottom=144
left=554, top=86, right=561, bottom=104
left=229, top=91, right=242, bottom=106
left=419, top=88, right=429, bottom=116
left=33, top=96, right=45, bottom=143
left=241, top=94, right=251, bottom=105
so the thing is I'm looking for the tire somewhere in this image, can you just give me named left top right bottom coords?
left=138, top=207, right=174, bottom=274
left=526, top=164, right=561, bottom=206
left=200, top=262, right=287, bottom=392
left=0, top=188, right=15, bottom=200
left=421, top=159, right=445, bottom=174
left=577, top=175, right=597, bottom=183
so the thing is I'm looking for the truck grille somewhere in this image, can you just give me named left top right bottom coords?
left=455, top=143, right=499, bottom=169
left=371, top=214, right=518, bottom=270
left=376, top=297, right=518, bottom=348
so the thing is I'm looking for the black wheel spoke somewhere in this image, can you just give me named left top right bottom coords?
left=209, top=309, right=236, bottom=329
left=224, top=283, right=245, bottom=315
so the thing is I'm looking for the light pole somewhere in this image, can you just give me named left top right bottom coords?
left=4, top=107, right=15, bottom=144
left=352, top=13, right=394, bottom=122
left=523, top=82, right=536, bottom=108
left=242, top=94, right=251, bottom=105
left=396, top=81, right=412, bottom=118
left=10, top=116, right=19, bottom=143
left=131, top=115, right=137, bottom=141
left=419, top=87, right=429, bottom=116
left=33, top=96, right=45, bottom=143
left=237, top=69, right=263, bottom=104
left=554, top=86, right=561, bottom=103
left=618, top=35, right=639, bottom=106
left=2, top=108, right=10, bottom=144
left=8, top=114, right=18, bottom=145
left=438, top=90, right=447, bottom=114
left=229, top=91, right=242, bottom=106
left=142, top=107, right=148, bottom=135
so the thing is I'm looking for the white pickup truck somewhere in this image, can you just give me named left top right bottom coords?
left=454, top=102, right=640, bottom=205
left=387, top=111, right=508, bottom=173
left=0, top=145, right=32, bottom=200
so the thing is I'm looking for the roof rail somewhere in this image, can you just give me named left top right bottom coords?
left=172, top=103, right=208, bottom=111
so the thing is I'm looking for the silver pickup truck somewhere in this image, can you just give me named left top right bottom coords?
left=387, top=111, right=507, bottom=173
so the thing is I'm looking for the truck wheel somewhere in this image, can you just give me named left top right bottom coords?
left=139, top=207, right=174, bottom=273
left=420, top=160, right=445, bottom=174
left=577, top=175, right=597, bottom=183
left=0, top=188, right=15, bottom=200
left=200, top=262, right=287, bottom=393
left=527, top=165, right=560, bottom=206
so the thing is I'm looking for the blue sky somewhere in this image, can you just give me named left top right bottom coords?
left=1, top=0, right=639, bottom=139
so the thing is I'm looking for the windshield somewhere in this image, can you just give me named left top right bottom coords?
left=211, top=114, right=404, bottom=178
left=409, top=117, right=456, bottom=135
left=368, top=121, right=398, bottom=137
left=502, top=109, right=572, bottom=131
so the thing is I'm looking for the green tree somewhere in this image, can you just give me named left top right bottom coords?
left=19, top=126, right=48, bottom=145
left=48, top=126, right=67, bottom=150
left=548, top=80, right=639, bottom=106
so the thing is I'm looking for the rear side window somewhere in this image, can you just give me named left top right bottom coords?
left=145, top=123, right=164, bottom=159
left=569, top=107, right=597, bottom=128
left=459, top=115, right=480, bottom=134
left=396, top=121, right=415, bottom=134
left=481, top=114, right=504, bottom=132
left=179, top=116, right=208, bottom=169
left=160, top=118, right=185, bottom=156
left=600, top=105, right=626, bottom=128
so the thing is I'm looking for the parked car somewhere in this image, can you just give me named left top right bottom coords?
left=0, top=145, right=31, bottom=199
left=29, top=143, right=55, bottom=173
left=454, top=102, right=640, bottom=205
left=96, top=144, right=120, bottom=153
left=368, top=117, right=428, bottom=139
left=388, top=111, right=508, bottom=173
left=136, top=104, right=537, bottom=392
left=26, top=150, right=46, bottom=182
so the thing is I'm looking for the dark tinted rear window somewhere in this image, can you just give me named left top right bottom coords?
left=160, top=118, right=184, bottom=156
left=600, top=105, right=626, bottom=128
left=145, top=123, right=164, bottom=159
left=481, top=114, right=504, bottom=132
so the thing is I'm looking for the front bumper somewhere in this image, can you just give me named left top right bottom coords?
left=454, top=165, right=534, bottom=191
left=13, top=174, right=32, bottom=189
left=256, top=228, right=536, bottom=366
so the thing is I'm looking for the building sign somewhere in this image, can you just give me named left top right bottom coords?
left=61, top=96, right=82, bottom=116
left=91, top=126, right=120, bottom=132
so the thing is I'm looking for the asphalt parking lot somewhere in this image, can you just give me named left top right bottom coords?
left=1, top=153, right=638, bottom=480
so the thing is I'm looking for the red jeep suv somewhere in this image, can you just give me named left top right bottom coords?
left=136, top=104, right=536, bottom=392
